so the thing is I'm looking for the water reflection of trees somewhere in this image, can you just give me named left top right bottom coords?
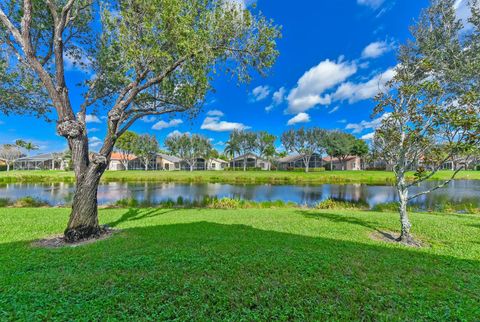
left=0, top=181, right=478, bottom=208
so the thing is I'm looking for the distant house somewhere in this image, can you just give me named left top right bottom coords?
left=323, top=156, right=362, bottom=171
left=108, top=152, right=182, bottom=171
left=14, top=153, right=67, bottom=170
left=276, top=153, right=324, bottom=170
left=108, top=152, right=137, bottom=171
left=157, top=153, right=182, bottom=171
left=365, top=160, right=394, bottom=171
left=107, top=153, right=228, bottom=171
left=230, top=153, right=271, bottom=170
left=178, top=157, right=228, bottom=171
left=208, top=158, right=229, bottom=171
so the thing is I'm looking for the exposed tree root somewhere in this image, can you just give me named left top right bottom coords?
left=33, top=225, right=117, bottom=249
left=370, top=230, right=425, bottom=248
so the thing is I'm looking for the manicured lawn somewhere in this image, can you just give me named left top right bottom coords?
left=0, top=208, right=479, bottom=320
left=1, top=169, right=479, bottom=184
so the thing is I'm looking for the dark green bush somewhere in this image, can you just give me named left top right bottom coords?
left=13, top=197, right=49, bottom=208
left=316, top=198, right=369, bottom=210
left=0, top=198, right=11, bottom=207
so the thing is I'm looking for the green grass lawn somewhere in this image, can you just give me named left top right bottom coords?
left=1, top=169, right=479, bottom=184
left=1, top=208, right=479, bottom=320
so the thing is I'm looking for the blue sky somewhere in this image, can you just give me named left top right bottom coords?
left=0, top=0, right=471, bottom=153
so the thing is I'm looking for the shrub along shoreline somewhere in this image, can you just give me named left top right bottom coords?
left=1, top=195, right=478, bottom=214
left=0, top=170, right=479, bottom=184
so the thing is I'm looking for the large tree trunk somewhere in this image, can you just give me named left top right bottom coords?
left=60, top=126, right=110, bottom=243
left=6, top=163, right=10, bottom=171
left=243, top=157, right=247, bottom=171
left=64, top=162, right=106, bottom=242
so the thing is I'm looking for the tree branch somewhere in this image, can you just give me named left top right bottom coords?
left=407, top=166, right=463, bottom=201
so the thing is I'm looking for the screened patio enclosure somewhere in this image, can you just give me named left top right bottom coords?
left=14, top=153, right=66, bottom=170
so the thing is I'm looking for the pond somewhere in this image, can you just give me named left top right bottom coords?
left=0, top=180, right=479, bottom=209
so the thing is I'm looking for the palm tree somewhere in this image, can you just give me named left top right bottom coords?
left=15, top=140, right=39, bottom=156
left=257, top=131, right=277, bottom=171
left=224, top=140, right=239, bottom=170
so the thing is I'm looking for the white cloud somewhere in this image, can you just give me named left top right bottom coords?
left=88, top=127, right=100, bottom=133
left=166, top=130, right=191, bottom=138
left=346, top=113, right=391, bottom=134
left=201, top=116, right=250, bottom=132
left=361, top=132, right=375, bottom=140
left=152, top=119, right=183, bottom=130
left=287, top=59, right=357, bottom=113
left=64, top=51, right=92, bottom=73
left=328, top=106, right=340, bottom=114
left=89, top=136, right=102, bottom=148
left=357, top=0, right=385, bottom=9
left=141, top=116, right=157, bottom=123
left=265, top=105, right=275, bottom=112
left=272, top=87, right=286, bottom=105
left=333, top=67, right=396, bottom=104
left=207, top=110, right=224, bottom=117
left=337, top=119, right=347, bottom=124
left=454, top=0, right=480, bottom=29
left=266, top=87, right=287, bottom=112
left=251, top=85, right=271, bottom=102
left=85, top=115, right=101, bottom=123
left=362, top=41, right=393, bottom=59
left=287, top=112, right=311, bottom=126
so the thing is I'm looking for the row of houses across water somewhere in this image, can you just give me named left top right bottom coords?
left=12, top=151, right=475, bottom=172
left=104, top=153, right=274, bottom=171
left=12, top=152, right=363, bottom=171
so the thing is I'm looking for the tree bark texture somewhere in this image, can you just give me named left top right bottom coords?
left=62, top=130, right=111, bottom=242
left=396, top=178, right=415, bottom=245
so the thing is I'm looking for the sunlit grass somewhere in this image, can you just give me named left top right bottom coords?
left=0, top=208, right=479, bottom=320
left=0, top=169, right=479, bottom=184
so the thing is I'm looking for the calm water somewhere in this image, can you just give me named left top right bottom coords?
left=0, top=180, right=479, bottom=208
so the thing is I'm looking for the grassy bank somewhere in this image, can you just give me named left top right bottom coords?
left=1, top=208, right=479, bottom=320
left=0, top=169, right=479, bottom=184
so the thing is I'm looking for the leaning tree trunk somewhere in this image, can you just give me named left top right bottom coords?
left=64, top=165, right=104, bottom=242
left=61, top=127, right=109, bottom=242
left=396, top=178, right=415, bottom=245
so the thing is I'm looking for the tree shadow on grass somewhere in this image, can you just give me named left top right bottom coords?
left=107, top=208, right=178, bottom=228
left=299, top=210, right=406, bottom=244
left=469, top=223, right=480, bottom=229
left=1, top=222, right=479, bottom=321
left=301, top=210, right=380, bottom=230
